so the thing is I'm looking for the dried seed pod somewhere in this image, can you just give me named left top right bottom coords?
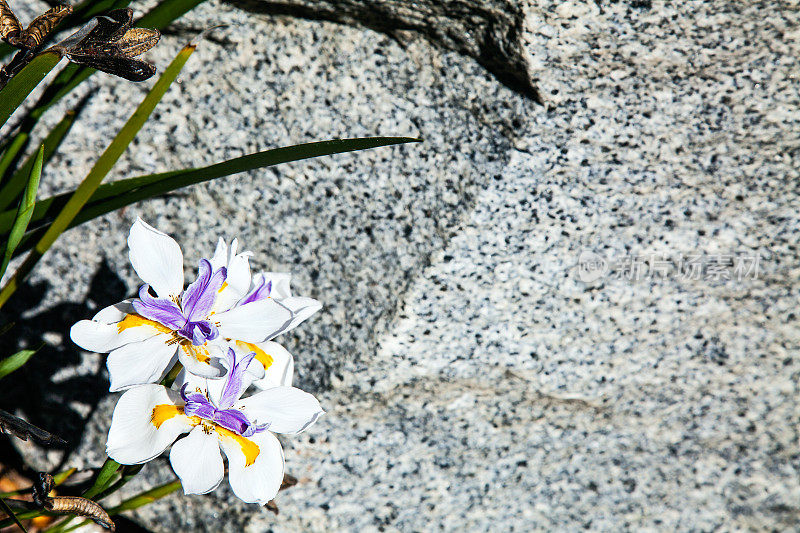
left=0, top=1, right=71, bottom=50
left=0, top=0, right=22, bottom=43
left=0, top=409, right=66, bottom=446
left=51, top=8, right=161, bottom=82
left=44, top=496, right=115, bottom=531
left=18, top=4, right=72, bottom=49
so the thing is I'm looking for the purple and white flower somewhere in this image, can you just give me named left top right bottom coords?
left=106, top=348, right=324, bottom=504
left=70, top=218, right=320, bottom=391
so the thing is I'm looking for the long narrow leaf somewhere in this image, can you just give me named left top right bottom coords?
left=0, top=137, right=420, bottom=246
left=0, top=52, right=62, bottom=130
left=137, top=0, right=208, bottom=28
left=0, top=348, right=37, bottom=380
left=0, top=134, right=29, bottom=188
left=0, top=146, right=43, bottom=279
left=0, top=497, right=28, bottom=533
left=0, top=108, right=79, bottom=212
left=0, top=42, right=198, bottom=309
left=83, top=459, right=121, bottom=500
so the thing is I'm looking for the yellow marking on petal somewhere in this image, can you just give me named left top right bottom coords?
left=151, top=405, right=200, bottom=430
left=152, top=405, right=185, bottom=428
left=236, top=341, right=273, bottom=370
left=218, top=281, right=228, bottom=293
left=117, top=314, right=172, bottom=335
left=216, top=426, right=260, bottom=467
left=182, top=343, right=211, bottom=363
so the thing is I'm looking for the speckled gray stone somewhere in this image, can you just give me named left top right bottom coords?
left=2, top=0, right=799, bottom=531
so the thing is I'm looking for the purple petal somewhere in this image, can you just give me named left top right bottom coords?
left=182, top=259, right=227, bottom=321
left=181, top=384, right=218, bottom=420
left=241, top=421, right=271, bottom=438
left=239, top=275, right=271, bottom=306
left=211, top=408, right=252, bottom=435
left=132, top=285, right=187, bottom=330
left=218, top=348, right=255, bottom=409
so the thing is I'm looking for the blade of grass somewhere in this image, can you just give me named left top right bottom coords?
left=0, top=134, right=29, bottom=188
left=0, top=146, right=43, bottom=279
left=0, top=52, right=62, bottom=130
left=83, top=459, right=121, bottom=500
left=137, top=0, right=208, bottom=28
left=0, top=106, right=81, bottom=212
left=0, top=497, right=28, bottom=533
left=0, top=137, right=421, bottom=245
left=91, top=464, right=144, bottom=502
left=0, top=348, right=37, bottom=379
left=0, top=42, right=199, bottom=310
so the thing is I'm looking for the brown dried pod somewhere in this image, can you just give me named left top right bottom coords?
left=0, top=409, right=66, bottom=446
left=51, top=8, right=160, bottom=82
left=0, top=1, right=71, bottom=50
left=33, top=473, right=115, bottom=531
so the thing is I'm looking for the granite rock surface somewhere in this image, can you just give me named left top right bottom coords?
left=2, top=0, right=799, bottom=531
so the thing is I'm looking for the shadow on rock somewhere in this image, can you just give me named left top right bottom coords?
left=0, top=259, right=125, bottom=472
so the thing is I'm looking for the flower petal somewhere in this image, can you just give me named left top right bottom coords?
left=128, top=218, right=184, bottom=298
left=107, top=385, right=194, bottom=464
left=71, top=316, right=160, bottom=353
left=106, top=333, right=178, bottom=391
left=182, top=259, right=226, bottom=321
left=241, top=341, right=293, bottom=389
left=92, top=300, right=136, bottom=323
left=170, top=426, right=224, bottom=495
left=215, top=298, right=292, bottom=343
left=219, top=429, right=284, bottom=504
left=258, top=272, right=292, bottom=299
left=270, top=296, right=321, bottom=338
left=177, top=343, right=227, bottom=379
left=240, top=386, right=324, bottom=434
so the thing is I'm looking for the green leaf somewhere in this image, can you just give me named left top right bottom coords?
left=137, top=0, right=208, bottom=28
left=0, top=137, right=421, bottom=247
left=0, top=52, right=62, bottom=131
left=0, top=145, right=43, bottom=279
left=0, top=42, right=199, bottom=310
left=83, top=459, right=121, bottom=500
left=0, top=134, right=29, bottom=188
left=0, top=497, right=28, bottom=533
left=0, top=107, right=80, bottom=212
left=0, top=348, right=37, bottom=380
left=107, top=479, right=181, bottom=515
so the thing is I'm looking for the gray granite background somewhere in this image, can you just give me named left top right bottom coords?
left=3, top=0, right=800, bottom=531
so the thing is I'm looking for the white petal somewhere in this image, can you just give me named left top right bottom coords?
left=106, top=334, right=178, bottom=391
left=240, top=386, right=324, bottom=434
left=71, top=318, right=160, bottom=353
left=107, top=385, right=194, bottom=464
left=219, top=429, right=284, bottom=504
left=209, top=237, right=228, bottom=271
left=258, top=272, right=292, bottom=299
left=177, top=343, right=227, bottom=379
left=272, top=296, right=321, bottom=337
left=128, top=218, right=184, bottom=298
left=172, top=367, right=207, bottom=393
left=215, top=298, right=292, bottom=343
left=170, top=426, right=224, bottom=495
left=92, top=300, right=136, bottom=323
left=245, top=341, right=294, bottom=389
